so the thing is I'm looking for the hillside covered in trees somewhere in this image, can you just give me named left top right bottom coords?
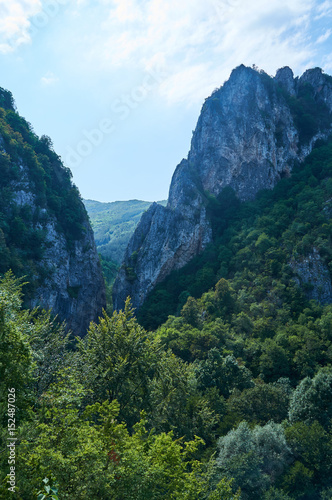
left=113, top=65, right=332, bottom=312
left=1, top=69, right=332, bottom=499
left=0, top=87, right=105, bottom=334
left=84, top=198, right=166, bottom=265
left=1, top=138, right=331, bottom=499
left=83, top=198, right=166, bottom=309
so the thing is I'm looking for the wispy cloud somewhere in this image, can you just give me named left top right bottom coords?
left=2, top=0, right=331, bottom=107
left=41, top=71, right=59, bottom=86
left=315, top=0, right=332, bottom=18
left=0, top=0, right=42, bottom=53
left=316, top=29, right=332, bottom=44
left=70, top=0, right=321, bottom=105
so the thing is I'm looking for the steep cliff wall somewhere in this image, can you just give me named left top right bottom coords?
left=29, top=215, right=106, bottom=335
left=0, top=90, right=106, bottom=334
left=113, top=65, right=332, bottom=311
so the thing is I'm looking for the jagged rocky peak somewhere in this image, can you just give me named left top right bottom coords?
left=300, top=67, right=326, bottom=87
left=299, top=67, right=332, bottom=112
left=274, top=66, right=296, bottom=95
left=113, top=65, right=332, bottom=312
left=175, top=64, right=298, bottom=204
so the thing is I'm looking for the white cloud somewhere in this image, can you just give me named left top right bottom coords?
left=0, top=0, right=42, bottom=53
left=322, top=51, right=332, bottom=72
left=66, top=0, right=323, bottom=106
left=41, top=71, right=59, bottom=86
left=26, top=0, right=331, bottom=108
left=316, top=29, right=332, bottom=43
left=159, top=64, right=213, bottom=105
left=315, top=0, right=332, bottom=18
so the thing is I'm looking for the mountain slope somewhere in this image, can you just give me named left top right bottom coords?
left=0, top=87, right=106, bottom=334
left=113, top=66, right=332, bottom=311
left=138, top=137, right=332, bottom=329
left=84, top=198, right=166, bottom=264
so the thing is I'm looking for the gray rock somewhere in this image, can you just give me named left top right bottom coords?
left=299, top=67, right=332, bottom=113
left=290, top=248, right=332, bottom=304
left=185, top=65, right=299, bottom=202
left=30, top=216, right=106, bottom=335
left=275, top=67, right=296, bottom=96
left=113, top=65, right=332, bottom=311
left=4, top=152, right=106, bottom=335
left=113, top=202, right=211, bottom=310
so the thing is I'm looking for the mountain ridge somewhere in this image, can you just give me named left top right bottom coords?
left=113, top=65, right=332, bottom=311
left=83, top=198, right=167, bottom=265
left=0, top=87, right=106, bottom=334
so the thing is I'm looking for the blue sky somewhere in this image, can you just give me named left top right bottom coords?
left=0, top=0, right=332, bottom=202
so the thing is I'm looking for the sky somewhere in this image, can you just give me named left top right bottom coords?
left=0, top=1, right=332, bottom=202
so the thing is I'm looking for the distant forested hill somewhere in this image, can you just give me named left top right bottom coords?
left=84, top=199, right=167, bottom=264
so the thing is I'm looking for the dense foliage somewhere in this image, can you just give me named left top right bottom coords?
left=139, top=138, right=332, bottom=330
left=84, top=199, right=166, bottom=264
left=1, top=83, right=332, bottom=498
left=0, top=266, right=331, bottom=498
left=0, top=274, right=241, bottom=499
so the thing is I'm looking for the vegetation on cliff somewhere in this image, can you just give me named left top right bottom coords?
left=1, top=74, right=332, bottom=498
left=0, top=88, right=105, bottom=333
left=113, top=66, right=332, bottom=311
left=139, top=138, right=332, bottom=330
left=0, top=263, right=331, bottom=498
left=0, top=87, right=86, bottom=302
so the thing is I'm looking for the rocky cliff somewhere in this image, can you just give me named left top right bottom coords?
left=0, top=88, right=106, bottom=334
left=28, top=214, right=106, bottom=335
left=113, top=65, right=332, bottom=311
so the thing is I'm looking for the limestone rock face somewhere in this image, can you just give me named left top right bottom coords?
left=299, top=67, right=332, bottom=113
left=30, top=217, right=106, bottom=335
left=275, top=67, right=296, bottom=96
left=113, top=202, right=212, bottom=310
left=113, top=65, right=332, bottom=311
left=290, top=248, right=332, bottom=304
left=2, top=145, right=106, bottom=336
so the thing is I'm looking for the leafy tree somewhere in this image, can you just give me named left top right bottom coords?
left=196, top=348, right=253, bottom=398
left=263, top=487, right=293, bottom=500
left=259, top=340, right=290, bottom=381
left=77, top=298, right=162, bottom=427
left=148, top=350, right=220, bottom=443
left=37, top=478, right=59, bottom=500
left=281, top=461, right=314, bottom=499
left=288, top=368, right=332, bottom=429
left=216, top=421, right=292, bottom=499
left=285, top=420, right=332, bottom=486
left=215, top=279, right=236, bottom=316
left=19, top=374, right=236, bottom=499
left=0, top=272, right=33, bottom=420
left=228, top=380, right=291, bottom=425
left=181, top=296, right=201, bottom=328
left=29, top=311, right=71, bottom=397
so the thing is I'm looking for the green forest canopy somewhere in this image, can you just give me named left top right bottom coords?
left=0, top=84, right=332, bottom=499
